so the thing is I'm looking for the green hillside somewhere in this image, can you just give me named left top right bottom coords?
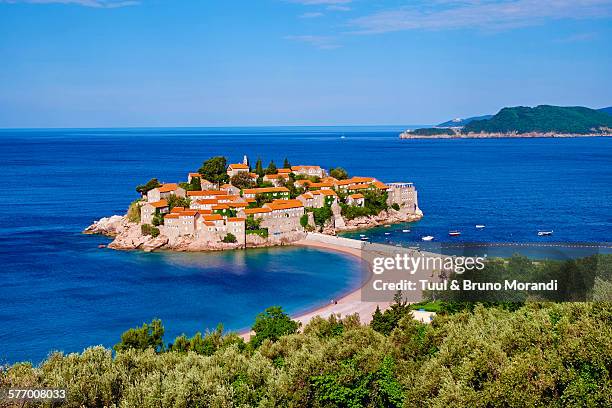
left=463, top=105, right=612, bottom=134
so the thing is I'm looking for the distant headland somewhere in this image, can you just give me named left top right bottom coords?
left=85, top=156, right=422, bottom=252
left=400, top=105, right=612, bottom=139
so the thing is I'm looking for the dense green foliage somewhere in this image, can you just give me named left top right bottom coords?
left=391, top=203, right=400, bottom=211
left=198, top=156, right=229, bottom=184
left=371, top=292, right=411, bottom=336
left=135, top=178, right=161, bottom=195
left=179, top=177, right=201, bottom=191
left=222, top=233, right=237, bottom=243
left=300, top=213, right=309, bottom=228
left=126, top=199, right=141, bottom=223
left=283, top=158, right=291, bottom=169
left=265, top=160, right=277, bottom=175
left=254, top=158, right=264, bottom=177
left=140, top=224, right=160, bottom=238
left=341, top=190, right=389, bottom=220
left=4, top=302, right=611, bottom=407
left=409, top=127, right=455, bottom=136
left=329, top=167, right=349, bottom=180
left=311, top=205, right=333, bottom=227
left=463, top=105, right=612, bottom=134
left=249, top=306, right=300, bottom=348
left=230, top=172, right=253, bottom=189
left=166, top=194, right=190, bottom=210
left=113, top=319, right=165, bottom=353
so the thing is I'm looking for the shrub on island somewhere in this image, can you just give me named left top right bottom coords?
left=141, top=224, right=160, bottom=238
left=222, top=233, right=238, bottom=243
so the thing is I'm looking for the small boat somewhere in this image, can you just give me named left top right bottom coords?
left=384, top=232, right=391, bottom=235
left=421, top=236, right=434, bottom=241
left=402, top=229, right=410, bottom=233
left=538, top=230, right=553, bottom=236
left=359, top=234, right=366, bottom=237
left=98, top=244, right=106, bottom=248
left=449, top=231, right=461, bottom=237
left=384, top=224, right=391, bottom=227
left=360, top=236, right=369, bottom=241
left=475, top=225, right=486, bottom=229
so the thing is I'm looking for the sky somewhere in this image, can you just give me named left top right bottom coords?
left=0, top=0, right=611, bottom=128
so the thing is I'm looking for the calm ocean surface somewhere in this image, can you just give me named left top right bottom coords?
left=1, top=127, right=611, bottom=363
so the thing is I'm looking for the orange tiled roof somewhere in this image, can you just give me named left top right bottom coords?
left=348, top=183, right=371, bottom=190
left=277, top=168, right=292, bottom=174
left=311, top=189, right=337, bottom=196
left=158, top=183, right=179, bottom=193
left=244, top=207, right=272, bottom=215
left=149, top=199, right=168, bottom=208
left=308, top=182, right=334, bottom=189
left=194, top=199, right=218, bottom=204
left=264, top=199, right=304, bottom=211
left=298, top=193, right=313, bottom=199
left=243, top=187, right=289, bottom=194
left=179, top=210, right=198, bottom=217
left=170, top=206, right=185, bottom=213
left=228, top=202, right=248, bottom=208
left=349, top=193, right=364, bottom=199
left=203, top=214, right=224, bottom=221
left=263, top=173, right=288, bottom=179
left=228, top=163, right=249, bottom=170
left=164, top=213, right=180, bottom=219
left=227, top=217, right=246, bottom=222
left=188, top=172, right=201, bottom=178
left=212, top=204, right=230, bottom=210
left=373, top=181, right=389, bottom=190
left=196, top=209, right=212, bottom=215
left=187, top=190, right=228, bottom=197
left=291, top=165, right=321, bottom=170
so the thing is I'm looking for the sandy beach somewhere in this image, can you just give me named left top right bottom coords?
left=240, top=236, right=391, bottom=340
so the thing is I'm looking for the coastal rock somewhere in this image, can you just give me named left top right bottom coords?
left=83, top=215, right=124, bottom=236
left=142, top=235, right=169, bottom=252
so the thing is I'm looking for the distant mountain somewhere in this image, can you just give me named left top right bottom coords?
left=462, top=105, right=612, bottom=135
left=437, top=115, right=493, bottom=127
left=599, top=106, right=612, bottom=115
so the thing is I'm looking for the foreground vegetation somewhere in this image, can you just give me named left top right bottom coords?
left=2, top=300, right=611, bottom=407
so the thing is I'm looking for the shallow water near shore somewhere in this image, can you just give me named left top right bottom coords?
left=0, top=127, right=611, bottom=363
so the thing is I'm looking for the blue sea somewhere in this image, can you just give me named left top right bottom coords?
left=1, top=127, right=611, bottom=363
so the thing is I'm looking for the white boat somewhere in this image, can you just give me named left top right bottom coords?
left=475, top=225, right=486, bottom=229
left=449, top=231, right=461, bottom=237
left=359, top=234, right=366, bottom=237
left=384, top=232, right=391, bottom=235
left=360, top=236, right=369, bottom=240
left=402, top=229, right=410, bottom=233
left=421, top=236, right=434, bottom=241
left=538, top=230, right=553, bottom=236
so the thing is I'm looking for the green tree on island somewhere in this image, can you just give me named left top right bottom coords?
left=265, top=160, right=277, bottom=175
left=230, top=172, right=253, bottom=190
left=198, top=156, right=229, bottom=184
left=135, top=178, right=161, bottom=195
left=329, top=167, right=349, bottom=180
left=283, top=157, right=291, bottom=169
left=254, top=158, right=264, bottom=177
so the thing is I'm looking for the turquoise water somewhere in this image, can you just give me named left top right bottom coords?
left=0, top=127, right=611, bottom=363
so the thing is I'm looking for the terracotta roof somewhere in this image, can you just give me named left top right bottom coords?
left=244, top=207, right=272, bottom=215
left=196, top=209, right=212, bottom=215
left=187, top=190, right=228, bottom=197
left=164, top=213, right=180, bottom=219
left=220, top=184, right=236, bottom=189
left=243, top=187, right=290, bottom=195
left=170, top=206, right=185, bottom=213
left=264, top=199, right=304, bottom=211
left=373, top=181, right=389, bottom=190
left=227, top=217, right=246, bottom=222
left=203, top=221, right=215, bottom=227
left=179, top=210, right=198, bottom=217
left=212, top=204, right=230, bottom=210
left=295, top=180, right=311, bottom=186
left=228, top=163, right=249, bottom=170
left=311, top=189, right=337, bottom=196
left=263, top=173, right=288, bottom=179
left=277, top=168, right=292, bottom=174
left=158, top=183, right=180, bottom=193
left=291, top=165, right=321, bottom=170
left=347, top=183, right=371, bottom=190
left=298, top=193, right=313, bottom=199
left=203, top=214, right=224, bottom=221
left=335, top=177, right=376, bottom=186
left=308, top=182, right=334, bottom=188
left=228, top=202, right=248, bottom=208
left=349, top=193, right=364, bottom=199
left=148, top=199, right=168, bottom=208
left=248, top=173, right=259, bottom=178
left=188, top=172, right=201, bottom=178
left=193, top=199, right=218, bottom=205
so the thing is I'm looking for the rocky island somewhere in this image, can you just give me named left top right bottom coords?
left=85, top=156, right=422, bottom=252
left=400, top=105, right=612, bottom=139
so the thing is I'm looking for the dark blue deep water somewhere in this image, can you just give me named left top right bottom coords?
left=1, top=127, right=611, bottom=363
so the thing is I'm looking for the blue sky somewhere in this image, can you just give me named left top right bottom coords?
left=0, top=0, right=611, bottom=127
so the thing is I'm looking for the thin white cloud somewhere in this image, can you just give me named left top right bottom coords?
left=300, top=11, right=324, bottom=18
left=349, top=0, right=612, bottom=34
left=285, top=34, right=340, bottom=49
left=327, top=5, right=350, bottom=11
left=1, top=0, right=138, bottom=8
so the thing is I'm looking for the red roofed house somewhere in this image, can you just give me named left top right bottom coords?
left=226, top=163, right=250, bottom=178
left=346, top=193, right=365, bottom=207
left=140, top=199, right=169, bottom=224
left=147, top=183, right=186, bottom=203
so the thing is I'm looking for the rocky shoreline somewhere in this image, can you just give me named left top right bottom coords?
left=399, top=130, right=612, bottom=139
left=84, top=209, right=422, bottom=253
